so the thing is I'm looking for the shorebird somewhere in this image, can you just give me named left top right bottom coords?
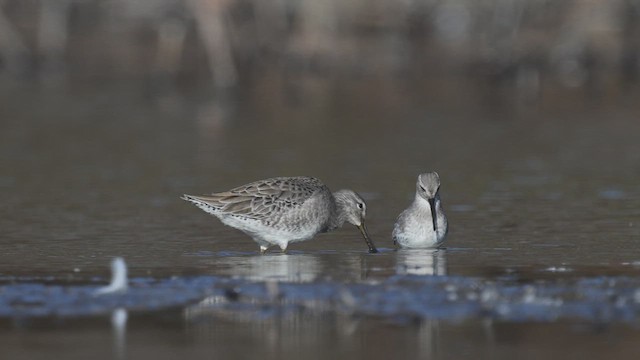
left=393, top=172, right=448, bottom=248
left=182, top=176, right=378, bottom=253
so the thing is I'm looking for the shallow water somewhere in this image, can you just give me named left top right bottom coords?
left=3, top=0, right=640, bottom=348
left=1, top=82, right=640, bottom=358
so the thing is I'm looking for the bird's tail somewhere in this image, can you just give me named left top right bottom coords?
left=181, top=194, right=219, bottom=215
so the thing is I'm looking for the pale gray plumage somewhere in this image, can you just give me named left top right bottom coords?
left=393, top=172, right=448, bottom=248
left=182, top=176, right=378, bottom=253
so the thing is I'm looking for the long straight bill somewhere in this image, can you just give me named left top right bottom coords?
left=428, top=198, right=438, bottom=232
left=358, top=222, right=378, bottom=253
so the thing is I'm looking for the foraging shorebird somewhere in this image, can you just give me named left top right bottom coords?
left=182, top=176, right=378, bottom=253
left=393, top=172, right=448, bottom=248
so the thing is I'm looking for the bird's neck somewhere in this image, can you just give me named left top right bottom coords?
left=326, top=193, right=349, bottom=231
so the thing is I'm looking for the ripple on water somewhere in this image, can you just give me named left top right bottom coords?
left=598, top=188, right=626, bottom=200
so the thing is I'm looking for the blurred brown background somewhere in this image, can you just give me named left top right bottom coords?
left=1, top=0, right=640, bottom=111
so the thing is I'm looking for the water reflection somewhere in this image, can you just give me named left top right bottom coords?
left=184, top=309, right=403, bottom=357
left=418, top=319, right=442, bottom=358
left=183, top=302, right=445, bottom=360
left=395, top=249, right=447, bottom=276
left=201, top=251, right=383, bottom=282
left=210, top=253, right=322, bottom=282
left=111, top=308, right=128, bottom=360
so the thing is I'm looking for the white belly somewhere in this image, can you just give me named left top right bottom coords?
left=393, top=202, right=447, bottom=249
left=218, top=212, right=324, bottom=250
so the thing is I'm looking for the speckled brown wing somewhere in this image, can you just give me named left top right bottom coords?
left=184, top=177, right=325, bottom=220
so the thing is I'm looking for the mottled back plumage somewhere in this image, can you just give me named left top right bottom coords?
left=192, top=177, right=325, bottom=220
left=182, top=176, right=377, bottom=253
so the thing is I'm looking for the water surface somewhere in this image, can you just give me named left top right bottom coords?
left=2, top=0, right=640, bottom=355
left=1, top=83, right=639, bottom=359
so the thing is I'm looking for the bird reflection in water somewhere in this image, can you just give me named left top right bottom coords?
left=395, top=249, right=447, bottom=276
left=212, top=253, right=322, bottom=282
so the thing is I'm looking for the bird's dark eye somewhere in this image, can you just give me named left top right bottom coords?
left=357, top=203, right=364, bottom=209
left=420, top=186, right=426, bottom=192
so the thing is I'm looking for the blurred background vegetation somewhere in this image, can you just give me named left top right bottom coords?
left=1, top=0, right=639, bottom=116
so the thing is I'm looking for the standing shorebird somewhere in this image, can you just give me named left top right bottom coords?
left=393, top=172, right=448, bottom=248
left=182, top=176, right=378, bottom=253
